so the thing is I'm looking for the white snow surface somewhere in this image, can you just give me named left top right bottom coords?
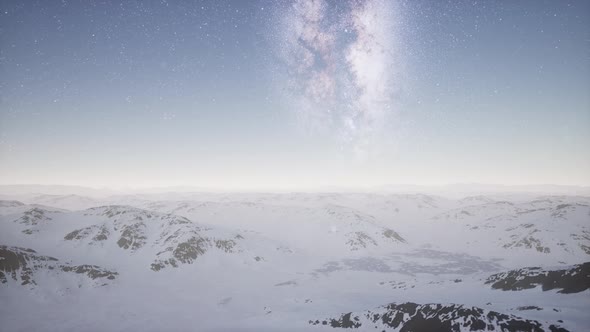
left=0, top=191, right=588, bottom=331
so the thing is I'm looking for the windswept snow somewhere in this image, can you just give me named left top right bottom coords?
left=0, top=192, right=589, bottom=331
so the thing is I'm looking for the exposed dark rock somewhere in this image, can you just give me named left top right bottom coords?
left=65, top=225, right=112, bottom=243
left=117, top=223, right=147, bottom=250
left=92, top=226, right=110, bottom=241
left=571, top=231, right=590, bottom=254
left=516, top=306, right=542, bottom=311
left=215, top=239, right=236, bottom=253
left=0, top=245, right=117, bottom=286
left=485, top=262, right=590, bottom=293
left=12, top=208, right=53, bottom=226
left=329, top=313, right=361, bottom=328
left=152, top=236, right=209, bottom=270
left=173, top=236, right=208, bottom=263
left=310, top=302, right=565, bottom=331
left=346, top=231, right=377, bottom=250
left=64, top=229, right=83, bottom=240
left=382, top=229, right=406, bottom=243
left=503, top=233, right=551, bottom=253
left=0, top=246, right=55, bottom=285
left=60, top=264, right=118, bottom=280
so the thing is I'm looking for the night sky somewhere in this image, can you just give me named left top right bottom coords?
left=1, top=0, right=589, bottom=189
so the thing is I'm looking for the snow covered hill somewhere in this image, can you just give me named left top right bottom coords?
left=27, top=194, right=100, bottom=210
left=311, top=261, right=590, bottom=331
left=310, top=302, right=570, bottom=331
left=428, top=196, right=590, bottom=266
left=0, top=200, right=67, bottom=216
left=485, top=262, right=590, bottom=293
left=0, top=245, right=117, bottom=288
left=136, top=200, right=409, bottom=255
left=0, top=190, right=588, bottom=331
left=1, top=205, right=289, bottom=272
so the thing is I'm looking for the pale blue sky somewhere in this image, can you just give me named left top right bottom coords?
left=0, top=0, right=588, bottom=189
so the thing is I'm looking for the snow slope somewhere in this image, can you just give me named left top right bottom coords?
left=0, top=192, right=588, bottom=331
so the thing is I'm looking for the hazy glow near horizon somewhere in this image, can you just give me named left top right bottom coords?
left=0, top=0, right=589, bottom=189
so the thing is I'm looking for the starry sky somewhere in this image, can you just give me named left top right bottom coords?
left=0, top=0, right=589, bottom=190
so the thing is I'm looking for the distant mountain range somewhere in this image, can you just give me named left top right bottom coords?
left=1, top=183, right=589, bottom=197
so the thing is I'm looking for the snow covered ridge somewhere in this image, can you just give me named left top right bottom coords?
left=0, top=245, right=117, bottom=287
left=309, top=302, right=570, bottom=332
left=485, top=262, right=590, bottom=293
left=309, top=262, right=589, bottom=331
left=63, top=205, right=271, bottom=270
left=0, top=200, right=24, bottom=208
left=0, top=193, right=589, bottom=330
left=427, top=197, right=590, bottom=260
left=132, top=200, right=410, bottom=254
left=0, top=200, right=68, bottom=217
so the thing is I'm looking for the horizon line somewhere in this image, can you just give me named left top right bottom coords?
left=0, top=182, right=589, bottom=193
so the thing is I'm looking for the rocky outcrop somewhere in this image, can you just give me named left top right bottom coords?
left=485, top=262, right=590, bottom=293
left=0, top=245, right=117, bottom=286
left=309, top=302, right=569, bottom=331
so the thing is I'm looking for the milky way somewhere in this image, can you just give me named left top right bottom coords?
left=268, top=0, right=404, bottom=158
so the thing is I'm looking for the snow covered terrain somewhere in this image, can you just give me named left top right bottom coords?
left=0, top=188, right=588, bottom=331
